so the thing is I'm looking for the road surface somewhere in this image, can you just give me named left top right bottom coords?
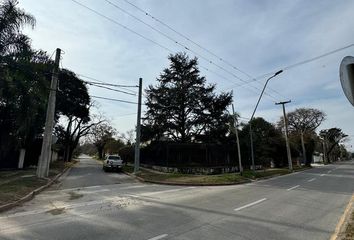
left=0, top=157, right=353, bottom=240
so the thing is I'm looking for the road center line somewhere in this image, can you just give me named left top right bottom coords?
left=147, top=234, right=168, bottom=240
left=320, top=173, right=326, bottom=176
left=287, top=185, right=300, bottom=191
left=234, top=198, right=267, bottom=211
left=307, top=178, right=316, bottom=182
left=327, top=170, right=332, bottom=173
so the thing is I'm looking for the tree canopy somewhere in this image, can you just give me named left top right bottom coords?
left=143, top=52, right=232, bottom=143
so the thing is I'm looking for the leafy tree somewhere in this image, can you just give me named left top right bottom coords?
left=90, top=122, right=116, bottom=159
left=54, top=69, right=92, bottom=162
left=143, top=52, right=232, bottom=143
left=104, top=138, right=125, bottom=155
left=240, top=117, right=287, bottom=168
left=0, top=0, right=35, bottom=57
left=279, top=108, right=325, bottom=165
left=319, top=128, right=348, bottom=163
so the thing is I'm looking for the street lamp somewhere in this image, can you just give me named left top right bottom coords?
left=249, top=70, right=283, bottom=172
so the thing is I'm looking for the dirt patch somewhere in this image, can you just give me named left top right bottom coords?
left=46, top=207, right=66, bottom=215
left=68, top=191, right=83, bottom=200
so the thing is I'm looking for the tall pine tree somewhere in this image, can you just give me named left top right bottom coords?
left=143, top=52, right=232, bottom=143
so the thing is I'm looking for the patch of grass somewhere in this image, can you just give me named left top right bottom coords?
left=135, top=169, right=246, bottom=184
left=0, top=160, right=75, bottom=206
left=242, top=169, right=291, bottom=179
left=343, top=211, right=354, bottom=240
left=122, top=165, right=134, bottom=173
left=133, top=166, right=309, bottom=185
left=0, top=176, right=47, bottom=205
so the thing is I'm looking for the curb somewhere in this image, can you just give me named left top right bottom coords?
left=123, top=171, right=252, bottom=186
left=330, top=194, right=354, bottom=240
left=0, top=161, right=77, bottom=213
left=122, top=167, right=311, bottom=187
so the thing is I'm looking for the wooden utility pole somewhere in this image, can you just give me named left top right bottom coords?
left=37, top=48, right=61, bottom=178
left=232, top=104, right=243, bottom=175
left=134, top=78, right=143, bottom=173
left=275, top=100, right=293, bottom=171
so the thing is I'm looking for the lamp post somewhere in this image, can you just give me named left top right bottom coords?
left=249, top=70, right=283, bottom=172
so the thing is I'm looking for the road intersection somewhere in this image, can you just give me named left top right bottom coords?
left=0, top=155, right=353, bottom=240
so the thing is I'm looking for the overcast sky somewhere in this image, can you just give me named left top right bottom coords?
left=18, top=0, right=354, bottom=150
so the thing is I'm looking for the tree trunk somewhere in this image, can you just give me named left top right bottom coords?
left=98, top=146, right=104, bottom=159
left=18, top=148, right=26, bottom=169
left=300, top=131, right=306, bottom=166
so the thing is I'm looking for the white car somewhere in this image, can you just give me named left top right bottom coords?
left=103, top=155, right=123, bottom=172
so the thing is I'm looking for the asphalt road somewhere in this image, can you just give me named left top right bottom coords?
left=0, top=157, right=353, bottom=240
left=50, top=154, right=136, bottom=190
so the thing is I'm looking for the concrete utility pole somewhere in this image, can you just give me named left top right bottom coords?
left=134, top=78, right=143, bottom=173
left=37, top=48, right=61, bottom=178
left=232, top=104, right=243, bottom=175
left=276, top=100, right=293, bottom=171
left=249, top=70, right=283, bottom=172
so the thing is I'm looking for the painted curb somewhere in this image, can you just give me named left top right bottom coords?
left=0, top=161, right=77, bottom=213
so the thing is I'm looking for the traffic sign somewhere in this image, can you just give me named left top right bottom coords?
left=340, top=56, right=354, bottom=106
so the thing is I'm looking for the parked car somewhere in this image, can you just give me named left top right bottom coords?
left=103, top=155, right=123, bottom=172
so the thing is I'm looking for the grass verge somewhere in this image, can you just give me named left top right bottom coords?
left=126, top=167, right=309, bottom=185
left=0, top=161, right=74, bottom=206
left=343, top=209, right=354, bottom=240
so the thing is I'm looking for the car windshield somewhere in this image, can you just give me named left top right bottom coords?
left=108, top=156, right=120, bottom=160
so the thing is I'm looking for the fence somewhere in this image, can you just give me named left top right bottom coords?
left=141, top=142, right=239, bottom=168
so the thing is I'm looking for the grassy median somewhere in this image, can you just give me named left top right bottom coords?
left=124, top=165, right=307, bottom=185
left=0, top=161, right=73, bottom=206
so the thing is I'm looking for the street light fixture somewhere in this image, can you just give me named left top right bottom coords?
left=249, top=70, right=283, bottom=172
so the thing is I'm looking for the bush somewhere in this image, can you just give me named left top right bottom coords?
left=119, top=145, right=135, bottom=163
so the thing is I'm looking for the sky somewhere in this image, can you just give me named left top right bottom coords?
left=18, top=0, right=354, bottom=151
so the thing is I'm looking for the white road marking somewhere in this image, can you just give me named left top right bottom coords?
left=307, top=178, right=316, bottom=182
left=328, top=170, right=332, bottom=173
left=142, top=187, right=196, bottom=196
left=287, top=185, right=300, bottom=191
left=147, top=234, right=168, bottom=240
left=120, top=185, right=147, bottom=190
left=320, top=174, right=326, bottom=177
left=84, top=185, right=101, bottom=189
left=234, top=198, right=267, bottom=211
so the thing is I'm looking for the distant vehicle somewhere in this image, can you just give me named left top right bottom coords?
left=103, top=155, right=123, bottom=172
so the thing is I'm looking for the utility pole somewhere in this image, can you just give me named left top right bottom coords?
left=232, top=104, right=243, bottom=175
left=134, top=78, right=143, bottom=173
left=276, top=100, right=293, bottom=171
left=37, top=48, right=61, bottom=178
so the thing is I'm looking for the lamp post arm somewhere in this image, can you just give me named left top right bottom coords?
left=250, top=70, right=282, bottom=120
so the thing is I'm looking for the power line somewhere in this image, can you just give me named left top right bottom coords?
left=85, top=81, right=137, bottom=96
left=91, top=95, right=138, bottom=104
left=78, top=74, right=138, bottom=88
left=118, top=0, right=285, bottom=98
left=233, top=43, right=354, bottom=89
left=71, top=0, right=280, bottom=101
left=71, top=0, right=171, bottom=52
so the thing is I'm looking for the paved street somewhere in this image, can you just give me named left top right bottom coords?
left=0, top=157, right=353, bottom=240
left=50, top=155, right=136, bottom=190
